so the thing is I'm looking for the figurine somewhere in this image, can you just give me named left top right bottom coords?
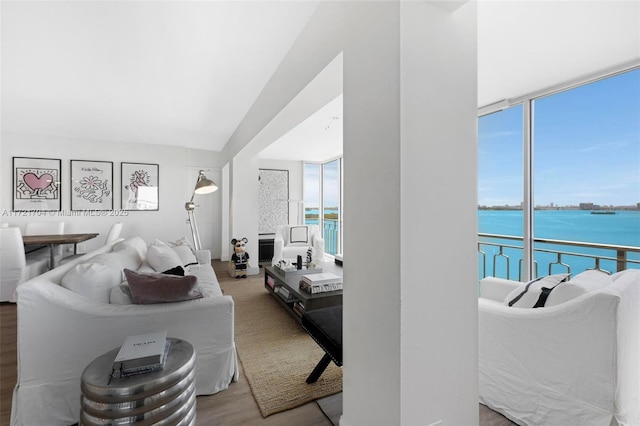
left=230, top=238, right=250, bottom=278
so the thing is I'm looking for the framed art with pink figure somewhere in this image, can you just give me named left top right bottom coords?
left=121, top=162, right=159, bottom=211
left=13, top=156, right=61, bottom=211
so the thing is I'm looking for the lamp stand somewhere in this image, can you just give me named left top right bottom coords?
left=185, top=201, right=202, bottom=251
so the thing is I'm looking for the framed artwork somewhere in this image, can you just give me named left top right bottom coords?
left=258, top=169, right=289, bottom=234
left=70, top=160, right=114, bottom=211
left=13, top=157, right=61, bottom=211
left=121, top=162, right=159, bottom=211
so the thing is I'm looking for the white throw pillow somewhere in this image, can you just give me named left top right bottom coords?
left=568, top=269, right=612, bottom=291
left=62, top=263, right=122, bottom=303
left=171, top=245, right=198, bottom=266
left=289, top=226, right=309, bottom=246
left=504, top=273, right=570, bottom=308
left=167, top=236, right=195, bottom=251
left=147, top=241, right=183, bottom=272
left=545, top=270, right=612, bottom=306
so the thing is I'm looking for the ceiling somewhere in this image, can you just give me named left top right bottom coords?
left=2, top=1, right=639, bottom=162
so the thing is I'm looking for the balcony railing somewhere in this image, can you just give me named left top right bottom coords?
left=478, top=232, right=640, bottom=281
left=323, top=219, right=339, bottom=255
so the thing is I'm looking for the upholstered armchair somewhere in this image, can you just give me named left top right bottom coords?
left=273, top=225, right=325, bottom=264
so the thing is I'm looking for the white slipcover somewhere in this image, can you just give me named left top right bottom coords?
left=478, top=270, right=640, bottom=426
left=0, top=227, right=49, bottom=302
left=273, top=224, right=325, bottom=263
left=11, top=237, right=238, bottom=426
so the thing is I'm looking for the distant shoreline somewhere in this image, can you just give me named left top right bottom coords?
left=478, top=206, right=640, bottom=211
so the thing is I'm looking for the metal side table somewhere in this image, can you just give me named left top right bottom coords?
left=80, top=338, right=196, bottom=425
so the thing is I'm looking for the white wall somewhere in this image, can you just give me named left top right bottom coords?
left=1, top=132, right=223, bottom=257
left=220, top=2, right=479, bottom=425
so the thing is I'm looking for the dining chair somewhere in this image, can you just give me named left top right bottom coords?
left=59, top=222, right=123, bottom=265
left=1, top=227, right=49, bottom=302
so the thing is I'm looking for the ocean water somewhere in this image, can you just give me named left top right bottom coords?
left=479, top=210, right=640, bottom=279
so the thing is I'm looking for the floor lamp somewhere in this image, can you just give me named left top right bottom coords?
left=185, top=170, right=218, bottom=250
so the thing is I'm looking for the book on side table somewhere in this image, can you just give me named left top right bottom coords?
left=110, top=331, right=170, bottom=380
left=300, top=272, right=343, bottom=294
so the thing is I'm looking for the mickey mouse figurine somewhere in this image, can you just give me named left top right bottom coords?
left=230, top=238, right=250, bottom=279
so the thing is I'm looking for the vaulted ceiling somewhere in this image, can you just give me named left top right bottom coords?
left=2, top=1, right=639, bottom=161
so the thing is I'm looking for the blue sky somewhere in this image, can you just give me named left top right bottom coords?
left=304, top=160, right=341, bottom=209
left=478, top=68, right=640, bottom=207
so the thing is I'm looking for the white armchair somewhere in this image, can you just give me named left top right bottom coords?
left=273, top=225, right=325, bottom=264
left=0, top=227, right=49, bottom=302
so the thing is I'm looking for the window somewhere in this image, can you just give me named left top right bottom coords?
left=478, top=105, right=524, bottom=279
left=304, top=158, right=343, bottom=256
left=478, top=68, right=640, bottom=280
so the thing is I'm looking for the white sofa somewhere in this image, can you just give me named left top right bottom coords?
left=478, top=269, right=640, bottom=426
left=11, top=237, right=238, bottom=426
left=273, top=224, right=325, bottom=263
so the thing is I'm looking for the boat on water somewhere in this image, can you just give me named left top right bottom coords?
left=591, top=211, right=617, bottom=215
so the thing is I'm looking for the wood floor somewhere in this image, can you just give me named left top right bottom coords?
left=0, top=261, right=516, bottom=426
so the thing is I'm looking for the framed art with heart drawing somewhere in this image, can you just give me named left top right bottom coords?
left=13, top=157, right=62, bottom=211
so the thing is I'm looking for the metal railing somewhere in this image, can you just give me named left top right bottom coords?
left=323, top=219, right=340, bottom=255
left=478, top=232, right=640, bottom=281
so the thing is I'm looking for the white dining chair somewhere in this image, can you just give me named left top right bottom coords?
left=1, top=227, right=49, bottom=302
left=59, top=222, right=123, bottom=265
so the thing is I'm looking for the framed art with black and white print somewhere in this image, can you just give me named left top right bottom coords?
left=13, top=156, right=61, bottom=211
left=70, top=160, right=113, bottom=211
left=121, top=162, right=159, bottom=211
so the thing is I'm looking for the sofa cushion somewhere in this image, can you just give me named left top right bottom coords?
left=147, top=241, right=183, bottom=272
left=505, top=273, right=570, bottom=308
left=62, top=263, right=122, bottom=303
left=123, top=269, right=202, bottom=304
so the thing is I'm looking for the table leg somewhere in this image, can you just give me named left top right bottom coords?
left=306, top=353, right=332, bottom=384
left=48, top=243, right=56, bottom=269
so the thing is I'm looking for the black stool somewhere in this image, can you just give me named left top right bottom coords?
left=301, top=305, right=342, bottom=383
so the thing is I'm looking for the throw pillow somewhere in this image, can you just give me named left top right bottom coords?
left=167, top=236, right=195, bottom=251
left=504, top=273, right=570, bottom=308
left=146, top=241, right=183, bottom=272
left=290, top=226, right=309, bottom=244
left=545, top=269, right=612, bottom=307
left=162, top=265, right=185, bottom=276
left=62, top=262, right=123, bottom=304
left=123, top=269, right=202, bottom=304
left=171, top=245, right=198, bottom=266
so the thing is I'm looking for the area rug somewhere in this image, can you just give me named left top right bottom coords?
left=221, top=276, right=343, bottom=417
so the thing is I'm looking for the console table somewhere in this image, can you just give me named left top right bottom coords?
left=80, top=338, right=196, bottom=425
left=264, top=262, right=343, bottom=322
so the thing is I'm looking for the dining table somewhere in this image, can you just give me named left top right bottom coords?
left=22, top=233, right=99, bottom=269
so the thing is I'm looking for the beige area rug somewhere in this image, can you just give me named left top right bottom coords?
left=221, top=276, right=343, bottom=417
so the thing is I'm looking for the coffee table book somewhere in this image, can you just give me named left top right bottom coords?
left=112, top=331, right=169, bottom=377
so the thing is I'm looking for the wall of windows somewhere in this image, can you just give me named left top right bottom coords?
left=304, top=158, right=343, bottom=255
left=478, top=67, right=640, bottom=280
